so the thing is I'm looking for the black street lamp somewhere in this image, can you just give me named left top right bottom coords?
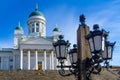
left=85, top=24, right=109, bottom=79
left=53, top=16, right=115, bottom=80
left=53, top=35, right=80, bottom=79
left=53, top=35, right=69, bottom=60
left=102, top=41, right=116, bottom=69
left=69, top=44, right=78, bottom=65
left=86, top=24, right=109, bottom=54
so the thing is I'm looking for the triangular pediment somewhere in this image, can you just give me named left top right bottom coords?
left=20, top=37, right=53, bottom=45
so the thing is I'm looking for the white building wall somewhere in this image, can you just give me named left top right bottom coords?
left=0, top=51, right=13, bottom=70
left=20, top=44, right=53, bottom=50
left=13, top=49, right=20, bottom=70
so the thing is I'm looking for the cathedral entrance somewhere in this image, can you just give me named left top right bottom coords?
left=38, top=61, right=42, bottom=70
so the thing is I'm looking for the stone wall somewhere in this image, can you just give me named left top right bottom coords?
left=0, top=69, right=119, bottom=80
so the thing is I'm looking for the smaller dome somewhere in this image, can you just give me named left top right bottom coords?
left=15, top=22, right=23, bottom=30
left=53, top=27, right=59, bottom=32
left=53, top=24, right=60, bottom=32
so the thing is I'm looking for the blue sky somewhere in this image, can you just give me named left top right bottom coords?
left=0, top=0, right=120, bottom=66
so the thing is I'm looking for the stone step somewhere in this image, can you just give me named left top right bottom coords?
left=0, top=69, right=119, bottom=80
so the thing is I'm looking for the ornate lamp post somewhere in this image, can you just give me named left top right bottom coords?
left=69, top=44, right=78, bottom=65
left=102, top=41, right=116, bottom=69
left=53, top=35, right=69, bottom=64
left=53, top=14, right=115, bottom=80
left=85, top=24, right=109, bottom=79
left=53, top=35, right=80, bottom=79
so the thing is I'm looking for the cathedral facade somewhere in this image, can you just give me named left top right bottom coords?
left=0, top=5, right=62, bottom=70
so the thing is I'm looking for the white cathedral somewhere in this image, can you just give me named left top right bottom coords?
left=0, top=5, right=65, bottom=70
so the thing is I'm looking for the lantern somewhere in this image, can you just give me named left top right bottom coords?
left=69, top=44, right=77, bottom=64
left=53, top=35, right=69, bottom=59
left=102, top=41, right=115, bottom=60
left=86, top=24, right=108, bottom=54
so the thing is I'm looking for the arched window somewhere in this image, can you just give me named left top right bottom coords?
left=36, top=23, right=39, bottom=26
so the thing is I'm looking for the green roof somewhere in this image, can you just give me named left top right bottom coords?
left=15, top=22, right=23, bottom=30
left=53, top=27, right=59, bottom=32
left=29, top=11, right=44, bottom=17
left=29, top=4, right=44, bottom=18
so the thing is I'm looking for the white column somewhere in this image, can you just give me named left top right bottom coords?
left=35, top=50, right=38, bottom=70
left=28, top=50, right=30, bottom=70
left=39, top=23, right=41, bottom=33
left=51, top=50, right=54, bottom=70
left=34, top=22, right=36, bottom=32
left=20, top=49, right=23, bottom=70
left=44, top=50, right=46, bottom=70
left=49, top=54, right=51, bottom=70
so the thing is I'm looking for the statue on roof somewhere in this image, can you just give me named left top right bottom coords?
left=79, top=14, right=86, bottom=26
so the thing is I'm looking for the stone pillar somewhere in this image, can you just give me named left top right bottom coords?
left=35, top=50, right=38, bottom=70
left=39, top=23, right=41, bottom=33
left=20, top=49, right=23, bottom=70
left=49, top=54, right=51, bottom=70
left=28, top=50, right=30, bottom=70
left=34, top=22, right=36, bottom=32
left=77, top=15, right=91, bottom=80
left=44, top=50, right=46, bottom=70
left=51, top=50, right=54, bottom=70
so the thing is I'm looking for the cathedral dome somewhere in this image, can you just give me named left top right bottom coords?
left=29, top=4, right=44, bottom=18
left=29, top=10, right=44, bottom=18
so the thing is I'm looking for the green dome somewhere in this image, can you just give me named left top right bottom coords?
left=53, top=27, right=59, bottom=32
left=29, top=11, right=44, bottom=17
left=15, top=22, right=23, bottom=30
left=29, top=4, right=44, bottom=18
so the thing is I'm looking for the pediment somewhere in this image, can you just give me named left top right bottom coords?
left=20, top=37, right=53, bottom=45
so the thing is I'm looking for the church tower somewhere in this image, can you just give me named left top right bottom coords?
left=53, top=25, right=61, bottom=41
left=27, top=4, right=46, bottom=37
left=14, top=22, right=24, bottom=49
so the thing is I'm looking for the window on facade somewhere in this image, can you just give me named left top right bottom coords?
left=32, top=28, right=34, bottom=33
left=10, top=65, right=13, bottom=70
left=10, top=59, right=13, bottom=62
left=9, top=56, right=13, bottom=62
left=36, top=27, right=39, bottom=32
left=32, top=24, right=34, bottom=26
left=36, top=23, right=39, bottom=26
left=38, top=61, right=42, bottom=65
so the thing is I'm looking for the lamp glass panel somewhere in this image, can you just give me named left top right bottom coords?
left=94, top=36, right=102, bottom=51
left=108, top=46, right=112, bottom=59
left=102, top=37, right=105, bottom=51
left=56, top=46, right=60, bottom=58
left=102, top=47, right=107, bottom=59
left=60, top=45, right=67, bottom=59
left=69, top=53, right=73, bottom=64
left=72, top=53, right=77, bottom=63
left=89, top=38, right=94, bottom=52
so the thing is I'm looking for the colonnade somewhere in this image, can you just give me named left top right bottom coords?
left=20, top=49, right=55, bottom=70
